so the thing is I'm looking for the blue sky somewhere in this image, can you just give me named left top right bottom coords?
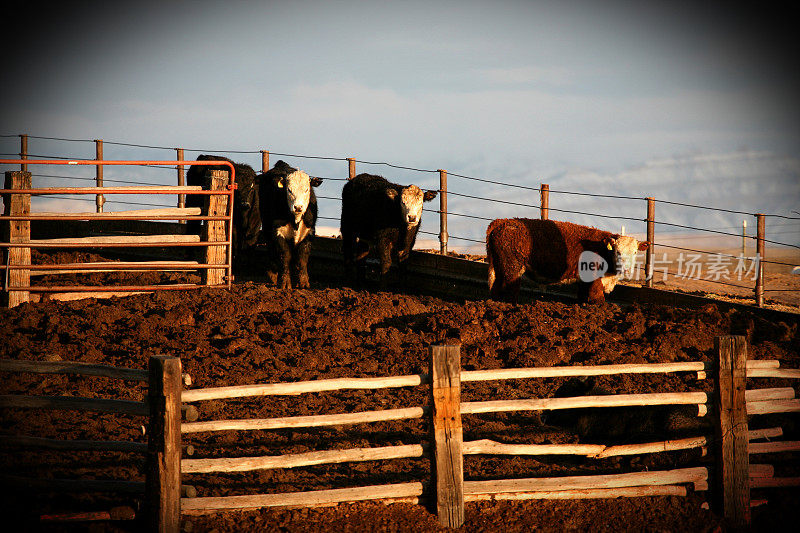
left=2, top=1, right=799, bottom=248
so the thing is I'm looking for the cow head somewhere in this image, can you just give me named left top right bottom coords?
left=387, top=185, right=438, bottom=226
left=275, top=170, right=321, bottom=225
left=234, top=169, right=258, bottom=214
left=603, top=235, right=649, bottom=278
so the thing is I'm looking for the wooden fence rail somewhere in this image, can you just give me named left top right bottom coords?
left=3, top=336, right=799, bottom=530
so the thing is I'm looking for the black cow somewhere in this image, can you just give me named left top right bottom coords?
left=185, top=154, right=261, bottom=262
left=543, top=377, right=707, bottom=443
left=258, top=160, right=321, bottom=288
left=340, top=173, right=437, bottom=287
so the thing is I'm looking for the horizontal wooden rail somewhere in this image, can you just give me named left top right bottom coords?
left=745, top=387, right=795, bottom=401
left=182, top=375, right=427, bottom=402
left=0, top=394, right=147, bottom=416
left=182, top=444, right=425, bottom=474
left=2, top=475, right=145, bottom=494
left=462, top=440, right=605, bottom=457
left=181, top=360, right=782, bottom=402
left=21, top=284, right=223, bottom=293
left=749, top=441, right=800, bottom=454
left=181, top=407, right=426, bottom=434
left=747, top=368, right=800, bottom=379
left=749, top=477, right=800, bottom=488
left=0, top=359, right=148, bottom=381
left=461, top=392, right=709, bottom=415
left=32, top=208, right=202, bottom=218
left=465, top=485, right=688, bottom=501
left=181, top=482, right=425, bottom=514
left=463, top=466, right=708, bottom=495
left=0, top=434, right=147, bottom=453
left=748, top=427, right=783, bottom=440
left=747, top=399, right=800, bottom=415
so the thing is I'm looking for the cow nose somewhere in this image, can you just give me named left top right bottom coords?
left=407, top=215, right=417, bottom=223
left=293, top=205, right=303, bottom=214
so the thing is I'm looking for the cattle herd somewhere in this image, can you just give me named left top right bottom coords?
left=187, top=156, right=647, bottom=303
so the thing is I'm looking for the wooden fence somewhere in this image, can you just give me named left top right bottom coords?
left=0, top=163, right=234, bottom=307
left=2, top=335, right=799, bottom=530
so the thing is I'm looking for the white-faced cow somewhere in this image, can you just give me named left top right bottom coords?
left=486, top=218, right=648, bottom=304
left=258, top=160, right=322, bottom=289
left=340, top=173, right=438, bottom=287
left=185, top=154, right=261, bottom=263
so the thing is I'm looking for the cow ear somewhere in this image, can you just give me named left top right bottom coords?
left=386, top=189, right=398, bottom=200
left=310, top=177, right=323, bottom=187
left=423, top=190, right=438, bottom=202
left=602, top=236, right=614, bottom=250
left=276, top=177, right=284, bottom=189
left=638, top=241, right=649, bottom=251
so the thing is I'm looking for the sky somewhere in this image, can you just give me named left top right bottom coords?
left=2, top=0, right=799, bottom=250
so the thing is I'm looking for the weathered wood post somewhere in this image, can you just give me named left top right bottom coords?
left=19, top=134, right=28, bottom=172
left=540, top=183, right=549, bottom=220
left=645, top=197, right=655, bottom=288
left=438, top=169, right=448, bottom=255
left=3, top=171, right=32, bottom=308
left=201, top=170, right=229, bottom=286
left=430, top=344, right=464, bottom=528
left=95, top=139, right=105, bottom=213
left=714, top=336, right=750, bottom=529
left=261, top=150, right=270, bottom=174
left=347, top=158, right=356, bottom=180
left=176, top=149, right=186, bottom=217
left=146, top=355, right=182, bottom=533
left=754, top=214, right=765, bottom=307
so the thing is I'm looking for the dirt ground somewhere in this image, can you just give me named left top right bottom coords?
left=1, top=253, right=800, bottom=531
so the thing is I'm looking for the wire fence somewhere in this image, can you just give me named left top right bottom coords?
left=2, top=133, right=798, bottom=305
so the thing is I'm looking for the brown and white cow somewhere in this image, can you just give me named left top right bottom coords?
left=486, top=218, right=648, bottom=303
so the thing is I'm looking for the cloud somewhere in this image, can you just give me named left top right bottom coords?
left=479, top=66, right=575, bottom=87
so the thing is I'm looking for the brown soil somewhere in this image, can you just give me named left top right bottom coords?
left=1, top=271, right=800, bottom=531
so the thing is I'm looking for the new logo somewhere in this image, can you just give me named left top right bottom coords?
left=578, top=251, right=608, bottom=282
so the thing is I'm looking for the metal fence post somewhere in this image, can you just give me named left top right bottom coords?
left=540, top=183, right=549, bottom=220
left=261, top=150, right=270, bottom=174
left=754, top=214, right=765, bottom=307
left=19, top=134, right=27, bottom=173
left=176, top=149, right=185, bottom=216
left=439, top=169, right=448, bottom=255
left=95, top=139, right=105, bottom=213
left=645, top=197, right=655, bottom=288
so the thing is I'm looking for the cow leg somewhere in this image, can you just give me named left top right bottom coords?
left=578, top=280, right=606, bottom=304
left=274, top=237, right=293, bottom=289
left=293, top=238, right=312, bottom=289
left=377, top=237, right=394, bottom=290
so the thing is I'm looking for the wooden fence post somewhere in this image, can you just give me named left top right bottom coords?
left=645, top=197, right=655, bottom=288
left=176, top=149, right=186, bottom=217
left=19, top=134, right=27, bottom=172
left=201, top=170, right=229, bottom=286
left=540, top=183, right=549, bottom=220
left=438, top=169, right=448, bottom=255
left=754, top=214, right=765, bottom=307
left=261, top=150, right=270, bottom=174
left=146, top=355, right=182, bottom=533
left=95, top=139, right=105, bottom=213
left=430, top=344, right=464, bottom=528
left=714, top=335, right=750, bottom=529
left=3, top=171, right=31, bottom=308
left=347, top=158, right=356, bottom=180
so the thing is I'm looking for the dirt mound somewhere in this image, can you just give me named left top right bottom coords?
left=1, top=283, right=798, bottom=531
